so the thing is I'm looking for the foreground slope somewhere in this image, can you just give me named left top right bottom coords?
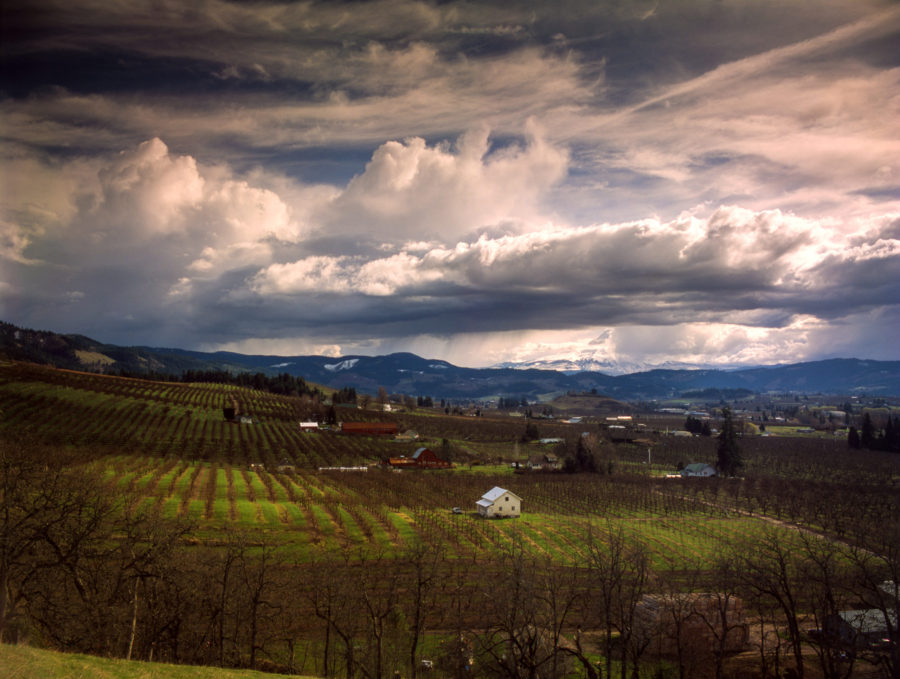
left=2, top=644, right=300, bottom=679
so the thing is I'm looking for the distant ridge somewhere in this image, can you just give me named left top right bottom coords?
left=493, top=357, right=759, bottom=375
left=2, top=321, right=898, bottom=399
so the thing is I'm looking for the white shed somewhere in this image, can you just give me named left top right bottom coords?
left=680, top=463, right=717, bottom=477
left=476, top=486, right=522, bottom=518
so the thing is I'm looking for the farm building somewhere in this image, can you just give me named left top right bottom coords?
left=681, top=463, right=716, bottom=477
left=340, top=421, right=399, bottom=436
left=526, top=453, right=561, bottom=471
left=824, top=609, right=898, bottom=649
left=476, top=487, right=521, bottom=518
left=388, top=447, right=452, bottom=469
left=299, top=421, right=319, bottom=431
left=636, top=593, right=749, bottom=657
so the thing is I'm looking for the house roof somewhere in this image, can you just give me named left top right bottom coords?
left=684, top=463, right=713, bottom=473
left=480, top=486, right=521, bottom=503
left=838, top=609, right=897, bottom=635
left=481, top=486, right=508, bottom=503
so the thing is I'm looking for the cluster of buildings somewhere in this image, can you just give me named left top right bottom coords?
left=388, top=447, right=453, bottom=470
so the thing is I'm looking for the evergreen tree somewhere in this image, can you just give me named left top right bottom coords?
left=521, top=422, right=540, bottom=443
left=847, top=426, right=861, bottom=449
left=716, top=407, right=743, bottom=477
left=574, top=436, right=598, bottom=473
left=860, top=412, right=876, bottom=449
left=883, top=416, right=899, bottom=453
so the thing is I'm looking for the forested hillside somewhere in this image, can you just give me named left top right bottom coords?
left=4, top=321, right=899, bottom=398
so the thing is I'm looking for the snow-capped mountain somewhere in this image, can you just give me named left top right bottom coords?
left=492, top=357, right=716, bottom=375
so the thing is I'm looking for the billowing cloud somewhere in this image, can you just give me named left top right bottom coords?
left=319, top=124, right=568, bottom=239
left=245, top=205, right=898, bottom=314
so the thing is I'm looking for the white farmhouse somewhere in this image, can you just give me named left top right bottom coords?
left=476, top=486, right=522, bottom=518
left=680, top=463, right=717, bottom=478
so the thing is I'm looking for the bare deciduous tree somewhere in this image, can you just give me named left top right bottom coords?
left=586, top=523, right=652, bottom=679
left=0, top=437, right=115, bottom=644
left=737, top=528, right=807, bottom=678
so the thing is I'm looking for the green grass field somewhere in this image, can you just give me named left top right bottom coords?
left=1, top=644, right=303, bottom=679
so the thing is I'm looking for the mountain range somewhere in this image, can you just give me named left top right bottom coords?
left=2, top=321, right=898, bottom=400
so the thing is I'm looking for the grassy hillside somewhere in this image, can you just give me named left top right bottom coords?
left=2, top=643, right=300, bottom=679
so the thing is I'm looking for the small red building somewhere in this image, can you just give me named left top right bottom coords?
left=340, top=421, right=399, bottom=436
left=389, top=447, right=452, bottom=469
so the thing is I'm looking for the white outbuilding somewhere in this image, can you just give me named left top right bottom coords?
left=476, top=486, right=522, bottom=518
left=680, top=463, right=717, bottom=478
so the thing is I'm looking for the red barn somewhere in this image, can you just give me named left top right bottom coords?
left=389, top=447, right=452, bottom=469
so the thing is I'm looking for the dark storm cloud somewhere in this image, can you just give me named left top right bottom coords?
left=1, top=0, right=899, bottom=367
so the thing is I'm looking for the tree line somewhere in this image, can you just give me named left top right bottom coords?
left=848, top=414, right=900, bottom=452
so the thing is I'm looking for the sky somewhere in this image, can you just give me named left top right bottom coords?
left=1, top=0, right=899, bottom=373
